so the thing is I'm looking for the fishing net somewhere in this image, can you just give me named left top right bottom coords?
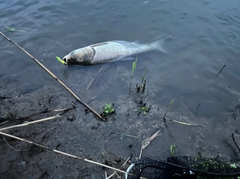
left=125, top=156, right=240, bottom=179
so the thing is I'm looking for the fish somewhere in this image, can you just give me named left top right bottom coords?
left=63, top=39, right=165, bottom=65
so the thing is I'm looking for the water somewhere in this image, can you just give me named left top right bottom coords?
left=1, top=1, right=240, bottom=178
left=1, top=1, right=240, bottom=121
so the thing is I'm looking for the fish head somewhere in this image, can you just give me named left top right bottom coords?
left=63, top=47, right=95, bottom=65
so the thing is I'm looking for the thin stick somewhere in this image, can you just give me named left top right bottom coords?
left=216, top=64, right=226, bottom=77
left=139, top=130, right=160, bottom=159
left=231, top=133, right=240, bottom=153
left=165, top=117, right=206, bottom=128
left=107, top=156, right=131, bottom=179
left=0, top=131, right=125, bottom=174
left=0, top=114, right=61, bottom=131
left=0, top=120, right=8, bottom=126
left=3, top=136, right=23, bottom=151
left=0, top=32, right=104, bottom=121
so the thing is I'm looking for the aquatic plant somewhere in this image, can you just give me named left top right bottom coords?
left=5, top=26, right=27, bottom=33
left=170, top=144, right=177, bottom=156
left=129, top=57, right=138, bottom=94
left=163, top=98, right=174, bottom=120
left=132, top=57, right=138, bottom=77
left=134, top=100, right=150, bottom=115
left=127, top=57, right=138, bottom=117
left=134, top=106, right=149, bottom=115
left=5, top=26, right=15, bottom=32
left=136, top=68, right=147, bottom=94
left=103, top=103, right=115, bottom=115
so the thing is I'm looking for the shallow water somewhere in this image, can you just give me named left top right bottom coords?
left=1, top=0, right=240, bottom=119
left=1, top=0, right=240, bottom=177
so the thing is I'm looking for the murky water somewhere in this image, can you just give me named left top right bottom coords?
left=1, top=0, right=240, bottom=118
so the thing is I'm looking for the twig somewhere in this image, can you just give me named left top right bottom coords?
left=165, top=117, right=206, bottom=128
left=0, top=131, right=125, bottom=174
left=139, top=130, right=160, bottom=159
left=0, top=120, right=8, bottom=126
left=231, top=133, right=240, bottom=153
left=2, top=107, right=73, bottom=122
left=107, top=156, right=131, bottom=179
left=0, top=32, right=104, bottom=121
left=3, top=136, right=29, bottom=151
left=195, top=103, right=201, bottom=114
left=0, top=114, right=61, bottom=131
left=105, top=171, right=108, bottom=179
left=216, top=64, right=226, bottom=77
left=86, top=65, right=108, bottom=90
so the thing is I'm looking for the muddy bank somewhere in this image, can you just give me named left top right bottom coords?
left=0, top=83, right=240, bottom=179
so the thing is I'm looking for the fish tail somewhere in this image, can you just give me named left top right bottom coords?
left=149, top=38, right=166, bottom=53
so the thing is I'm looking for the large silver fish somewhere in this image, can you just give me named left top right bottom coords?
left=63, top=39, right=165, bottom=65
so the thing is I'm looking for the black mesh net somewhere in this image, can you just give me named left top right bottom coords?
left=125, top=156, right=240, bottom=179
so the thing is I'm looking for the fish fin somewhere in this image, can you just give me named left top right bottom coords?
left=91, top=42, right=108, bottom=47
left=150, top=39, right=166, bottom=53
left=89, top=47, right=96, bottom=61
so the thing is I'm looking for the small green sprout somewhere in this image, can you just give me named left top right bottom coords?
left=132, top=57, right=138, bottom=77
left=103, top=103, right=115, bottom=115
left=230, top=163, right=237, bottom=169
left=56, top=56, right=67, bottom=65
left=170, top=144, right=177, bottom=156
left=134, top=106, right=149, bottom=115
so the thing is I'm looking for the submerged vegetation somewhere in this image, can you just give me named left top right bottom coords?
left=170, top=144, right=177, bottom=156
left=136, top=68, right=147, bottom=94
left=163, top=98, right=174, bottom=120
left=5, top=26, right=27, bottom=33
left=134, top=100, right=150, bottom=115
left=102, top=103, right=115, bottom=115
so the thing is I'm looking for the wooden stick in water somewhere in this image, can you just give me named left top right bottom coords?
left=0, top=32, right=104, bottom=121
left=216, top=63, right=226, bottom=77
left=0, top=114, right=61, bottom=131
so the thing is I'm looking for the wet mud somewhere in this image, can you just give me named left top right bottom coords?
left=0, top=81, right=240, bottom=179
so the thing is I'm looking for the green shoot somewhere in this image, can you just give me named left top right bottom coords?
left=230, top=163, right=237, bottom=169
left=163, top=98, right=174, bottom=119
left=134, top=106, right=149, bottom=115
left=170, top=144, right=177, bottom=156
left=103, top=103, right=115, bottom=115
left=56, top=56, right=67, bottom=65
left=131, top=57, right=138, bottom=78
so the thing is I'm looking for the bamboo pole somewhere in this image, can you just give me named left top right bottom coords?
left=0, top=32, right=104, bottom=121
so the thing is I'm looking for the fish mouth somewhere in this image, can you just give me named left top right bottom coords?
left=62, top=56, right=79, bottom=65
left=62, top=57, right=68, bottom=64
